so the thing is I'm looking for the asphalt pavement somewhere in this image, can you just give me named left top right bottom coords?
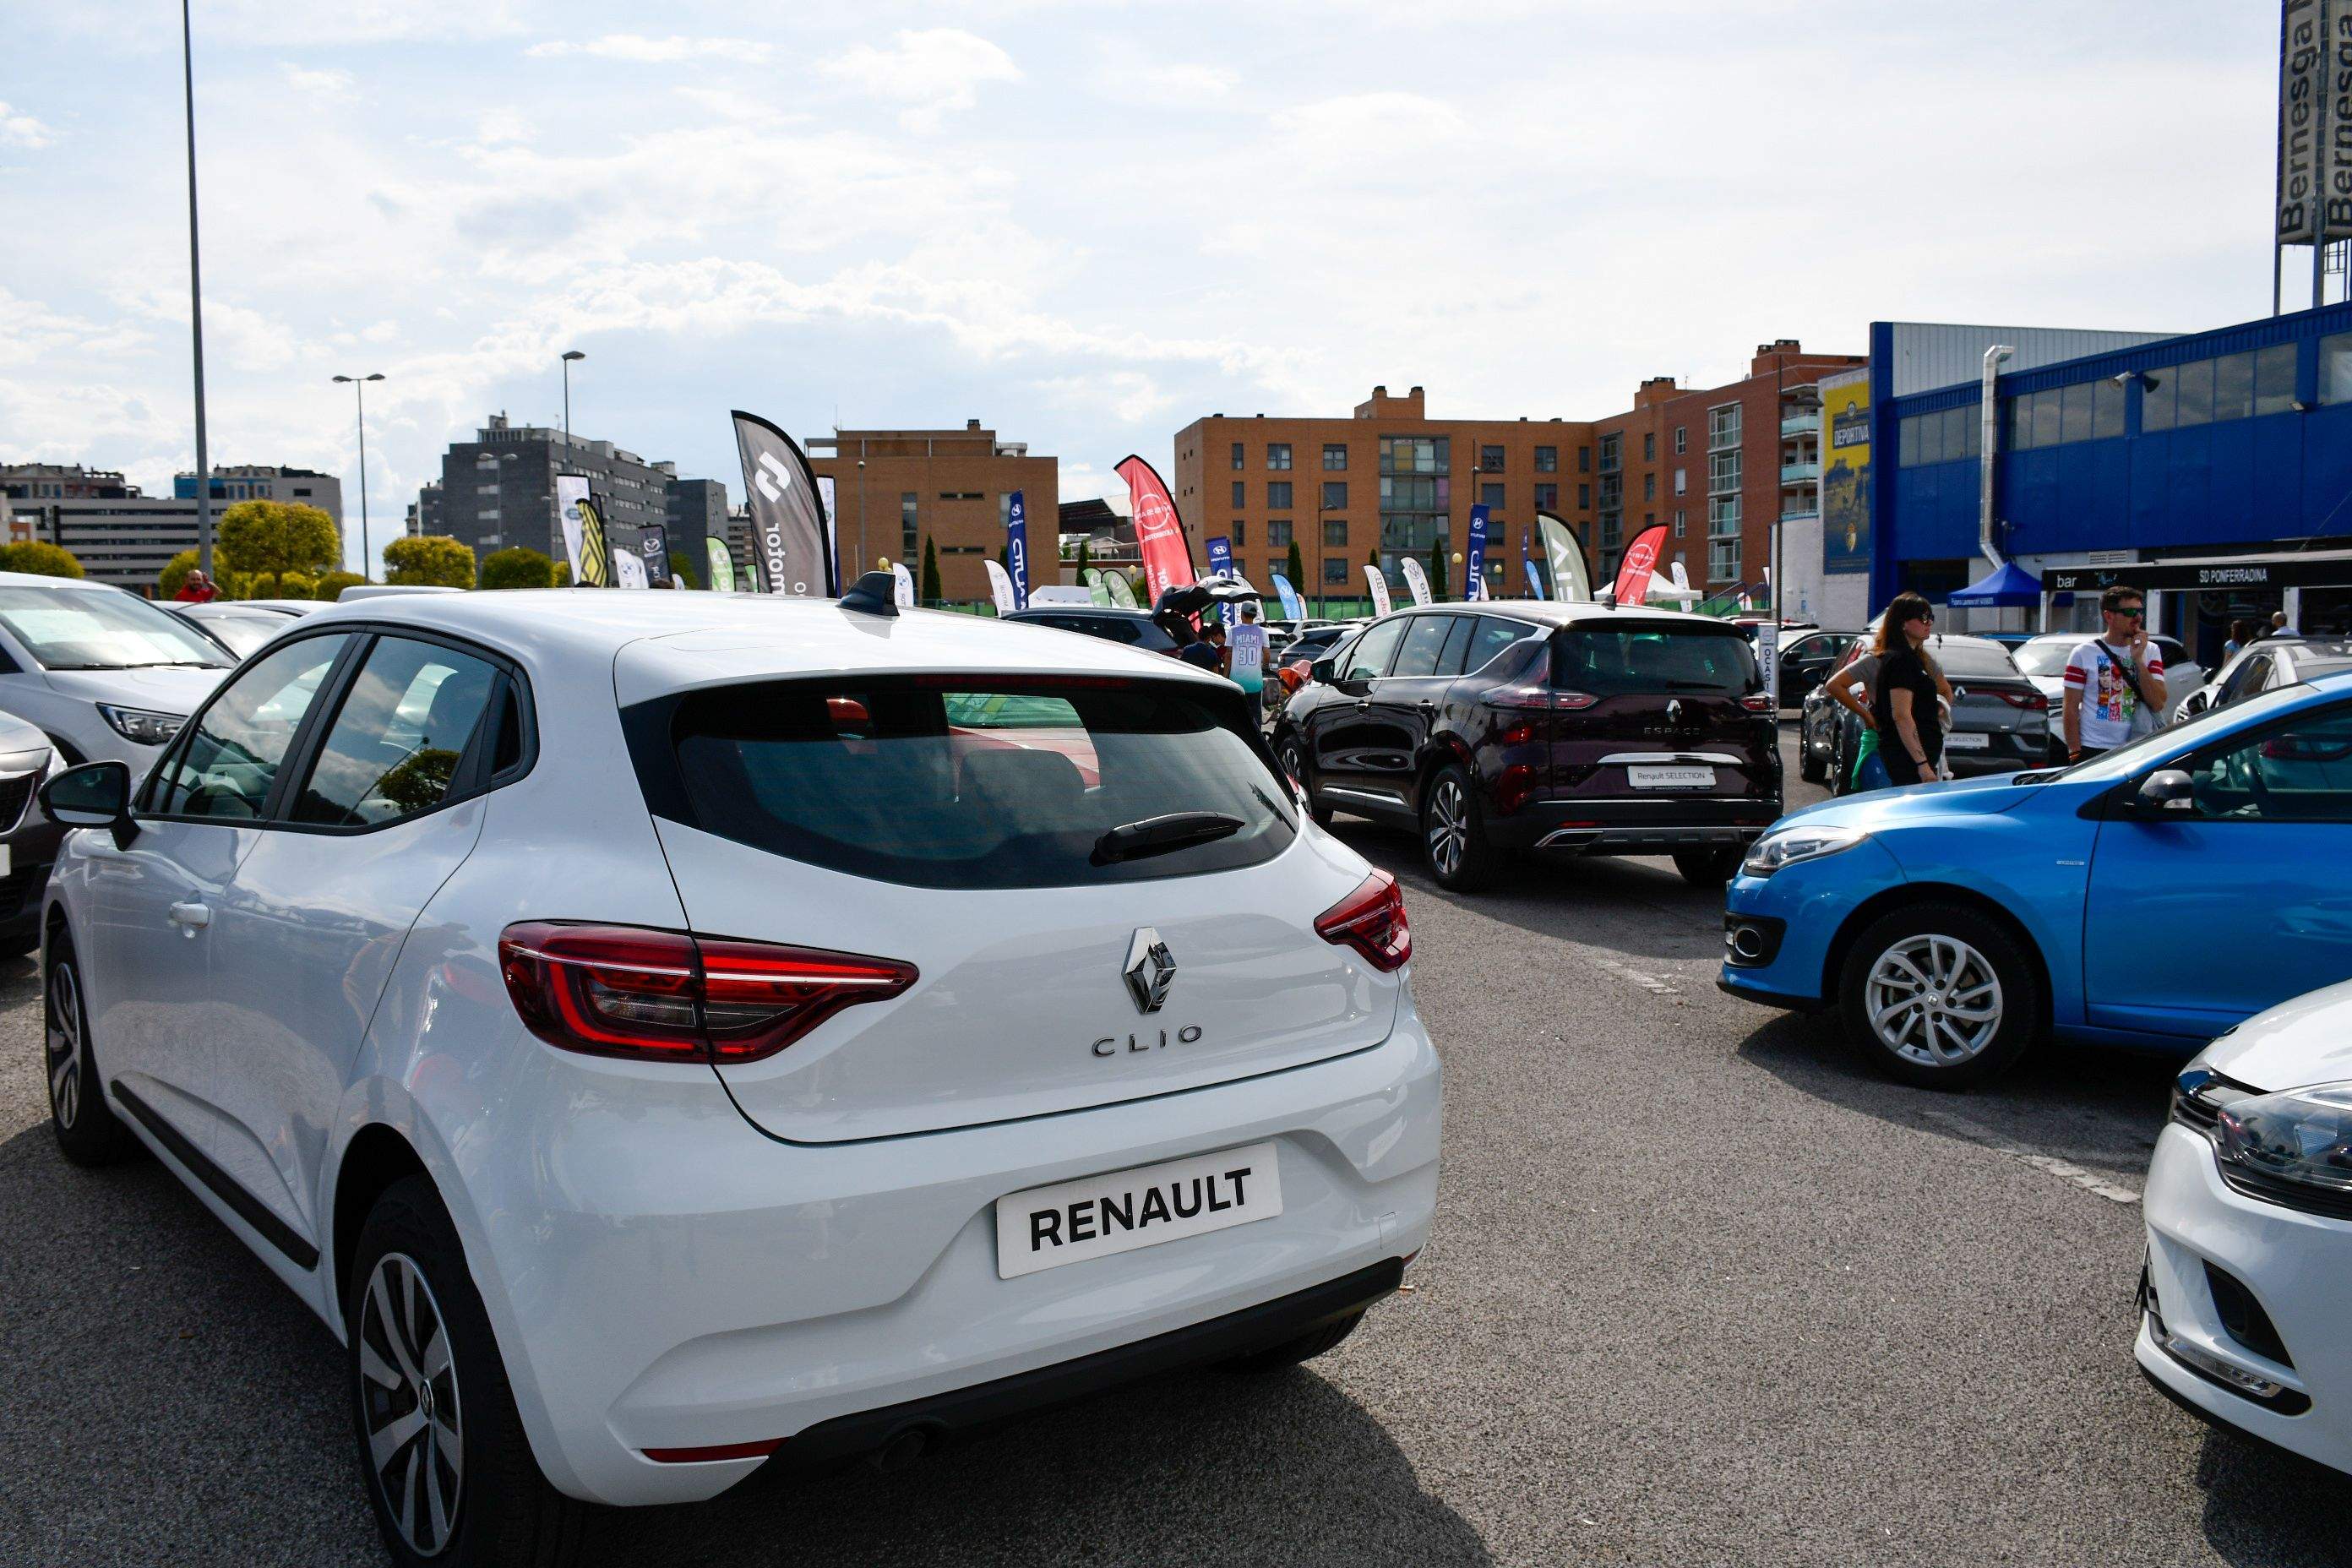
left=3, top=727, right=2347, bottom=1566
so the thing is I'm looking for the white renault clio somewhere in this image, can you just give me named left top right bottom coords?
left=36, top=580, right=1440, bottom=1566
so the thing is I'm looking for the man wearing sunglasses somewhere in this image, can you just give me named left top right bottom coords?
left=2061, top=584, right=2167, bottom=764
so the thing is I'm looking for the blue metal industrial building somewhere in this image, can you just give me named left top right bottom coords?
left=1865, top=302, right=2352, bottom=664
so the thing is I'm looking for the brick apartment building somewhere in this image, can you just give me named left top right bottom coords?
left=1173, top=387, right=1594, bottom=600
left=1587, top=340, right=1865, bottom=596
left=808, top=421, right=1058, bottom=602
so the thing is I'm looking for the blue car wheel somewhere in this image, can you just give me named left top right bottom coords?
left=1837, top=901, right=2041, bottom=1089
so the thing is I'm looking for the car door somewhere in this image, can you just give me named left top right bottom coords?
left=84, top=633, right=357, bottom=1199
left=1355, top=614, right=1462, bottom=817
left=204, top=631, right=510, bottom=1248
left=2082, top=699, right=2352, bottom=1037
left=1306, top=616, right=1407, bottom=811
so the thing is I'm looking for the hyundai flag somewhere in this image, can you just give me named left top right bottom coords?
left=1004, top=488, right=1032, bottom=610
left=1466, top=504, right=1491, bottom=602
left=1206, top=535, right=1234, bottom=580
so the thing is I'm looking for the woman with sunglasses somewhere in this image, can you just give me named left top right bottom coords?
left=1870, top=591, right=1945, bottom=787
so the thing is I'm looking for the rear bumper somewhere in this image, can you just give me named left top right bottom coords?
left=1489, top=796, right=1780, bottom=856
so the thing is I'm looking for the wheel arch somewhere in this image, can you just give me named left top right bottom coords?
left=1821, top=882, right=2055, bottom=1037
left=329, top=1123, right=432, bottom=1323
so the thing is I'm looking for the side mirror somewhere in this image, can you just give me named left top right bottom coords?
left=1309, top=658, right=1336, bottom=685
left=2135, top=769, right=2195, bottom=812
left=41, top=760, right=136, bottom=848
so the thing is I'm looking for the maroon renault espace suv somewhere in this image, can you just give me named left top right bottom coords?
left=1271, top=602, right=1781, bottom=891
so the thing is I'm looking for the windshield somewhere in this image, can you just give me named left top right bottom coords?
left=1929, top=641, right=2023, bottom=678
left=2059, top=683, right=2317, bottom=783
left=0, top=587, right=233, bottom=671
left=183, top=612, right=284, bottom=659
left=2012, top=640, right=2075, bottom=677
left=1552, top=623, right=1760, bottom=696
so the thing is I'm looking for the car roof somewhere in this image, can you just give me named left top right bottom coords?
left=1364, top=602, right=1747, bottom=631
left=0, top=571, right=127, bottom=593
left=1003, top=606, right=1153, bottom=620
left=1922, top=634, right=2016, bottom=656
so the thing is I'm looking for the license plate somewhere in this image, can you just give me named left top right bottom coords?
left=1629, top=765, right=1717, bottom=790
left=1946, top=732, right=1990, bottom=750
left=996, top=1141, right=1282, bottom=1279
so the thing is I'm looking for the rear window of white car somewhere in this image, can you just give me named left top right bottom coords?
left=655, top=677, right=1297, bottom=890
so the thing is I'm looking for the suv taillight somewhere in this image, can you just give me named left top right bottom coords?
left=498, top=923, right=917, bottom=1064
left=1740, top=693, right=1776, bottom=713
left=1481, top=686, right=1598, bottom=711
left=1315, top=870, right=1411, bottom=972
left=1996, top=689, right=2050, bottom=710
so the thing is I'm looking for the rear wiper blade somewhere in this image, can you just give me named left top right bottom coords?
left=1092, top=811, right=1244, bottom=865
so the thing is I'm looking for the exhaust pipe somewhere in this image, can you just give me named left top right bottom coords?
left=867, top=1425, right=934, bottom=1473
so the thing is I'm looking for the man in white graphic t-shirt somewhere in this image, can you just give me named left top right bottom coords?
left=2061, top=583, right=2167, bottom=764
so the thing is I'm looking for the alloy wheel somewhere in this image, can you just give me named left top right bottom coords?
left=359, top=1253, right=465, bottom=1557
left=46, top=959, right=81, bottom=1130
left=1427, top=779, right=1467, bottom=879
left=1865, top=934, right=2003, bottom=1068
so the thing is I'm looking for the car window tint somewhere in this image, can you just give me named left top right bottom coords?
left=1435, top=615, right=1476, bottom=676
left=1342, top=618, right=1407, bottom=680
left=1553, top=625, right=1759, bottom=695
left=290, top=637, right=500, bottom=828
left=1928, top=642, right=2021, bottom=678
left=1463, top=618, right=1531, bottom=672
left=2186, top=706, right=2352, bottom=822
left=1390, top=616, right=1455, bottom=678
left=153, top=634, right=351, bottom=820
left=2220, top=656, right=2272, bottom=705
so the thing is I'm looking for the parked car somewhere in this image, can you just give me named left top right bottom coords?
left=1722, top=671, right=2352, bottom=1087
left=2177, top=637, right=2352, bottom=719
left=2142, top=978, right=2352, bottom=1475
left=168, top=598, right=326, bottom=659
left=35, top=587, right=1440, bottom=1562
left=1775, top=629, right=1860, bottom=711
left=1001, top=604, right=1182, bottom=656
left=2013, top=629, right=2205, bottom=724
left=1806, top=634, right=2048, bottom=790
left=1272, top=602, right=1779, bottom=890
left=0, top=710, right=63, bottom=956
left=0, top=572, right=234, bottom=769
left=1274, top=623, right=1361, bottom=694
left=1979, top=631, right=2037, bottom=651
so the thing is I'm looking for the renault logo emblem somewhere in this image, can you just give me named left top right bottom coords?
left=1124, top=928, right=1177, bottom=1015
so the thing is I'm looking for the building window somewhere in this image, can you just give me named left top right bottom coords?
left=1379, top=436, right=1449, bottom=475
left=1233, top=520, right=1247, bottom=547
left=1709, top=536, right=1740, bottom=583
left=1598, top=433, right=1620, bottom=473
left=1479, top=482, right=1505, bottom=510
left=1266, top=519, right=1293, bottom=547
left=1478, top=444, right=1505, bottom=472
left=1674, top=509, right=1686, bottom=537
left=1534, top=445, right=1557, bottom=472
left=1578, top=445, right=1592, bottom=473
left=901, top=493, right=918, bottom=564
left=1232, top=480, right=1246, bottom=507
left=1322, top=480, right=1348, bottom=509
left=1578, top=482, right=1591, bottom=509
left=1642, top=474, right=1657, bottom=502
left=1267, top=481, right=1293, bottom=509
left=2256, top=344, right=2298, bottom=416
left=1709, top=404, right=1741, bottom=450
left=1642, top=433, right=1656, bottom=462
left=1322, top=557, right=1351, bottom=585
left=1324, top=444, right=1348, bottom=471
left=1533, top=482, right=1558, bottom=511
left=1323, top=519, right=1348, bottom=547
left=1708, top=493, right=1741, bottom=537
left=1230, top=442, right=1244, bottom=471
left=1674, top=427, right=1688, bottom=455
left=1267, top=443, right=1293, bottom=471
left=1707, top=447, right=1741, bottom=493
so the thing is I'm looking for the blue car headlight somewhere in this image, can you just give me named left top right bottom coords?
left=1741, top=825, right=1867, bottom=879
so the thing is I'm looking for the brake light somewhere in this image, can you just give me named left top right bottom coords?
left=498, top=923, right=917, bottom=1064
left=1740, top=693, right=1776, bottom=713
left=1315, top=870, right=1411, bottom=972
left=1482, top=686, right=1598, bottom=711
left=1995, top=689, right=2050, bottom=710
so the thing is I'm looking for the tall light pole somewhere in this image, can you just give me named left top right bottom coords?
left=560, top=350, right=584, bottom=448
left=333, top=373, right=384, bottom=579
left=181, top=0, right=214, bottom=576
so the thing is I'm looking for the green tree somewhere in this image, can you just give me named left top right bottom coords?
left=1075, top=536, right=1092, bottom=575
left=313, top=570, right=364, bottom=602
left=920, top=535, right=943, bottom=603
left=217, top=499, right=340, bottom=578
left=384, top=535, right=477, bottom=588
left=278, top=570, right=318, bottom=601
left=667, top=550, right=698, bottom=589
left=158, top=548, right=200, bottom=597
left=1428, top=539, right=1448, bottom=600
left=1284, top=539, right=1305, bottom=594
left=0, top=541, right=84, bottom=580
left=553, top=561, right=573, bottom=587
left=479, top=547, right=557, bottom=591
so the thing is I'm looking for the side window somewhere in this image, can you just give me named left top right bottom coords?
left=2219, top=656, right=2272, bottom=706
left=289, top=637, right=501, bottom=829
left=1463, top=617, right=1530, bottom=672
left=1435, top=615, right=1476, bottom=676
left=2184, top=707, right=2352, bottom=821
left=1341, top=618, right=1407, bottom=682
left=152, top=634, right=351, bottom=820
left=1390, top=616, right=1456, bottom=678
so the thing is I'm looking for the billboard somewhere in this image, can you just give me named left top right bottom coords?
left=2279, top=0, right=2352, bottom=244
left=1821, top=371, right=1871, bottom=576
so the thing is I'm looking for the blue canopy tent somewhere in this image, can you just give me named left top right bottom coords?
left=1945, top=561, right=2042, bottom=608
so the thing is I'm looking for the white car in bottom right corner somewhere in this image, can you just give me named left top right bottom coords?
left=2142, top=978, right=2352, bottom=1474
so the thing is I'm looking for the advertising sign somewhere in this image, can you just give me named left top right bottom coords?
left=890, top=561, right=916, bottom=607
left=705, top=537, right=737, bottom=593
left=637, top=523, right=672, bottom=586
left=556, top=475, right=591, bottom=584
left=731, top=410, right=836, bottom=596
left=613, top=549, right=648, bottom=590
left=1103, top=569, right=1140, bottom=609
left=1081, top=566, right=1112, bottom=605
left=1004, top=489, right=1032, bottom=610
left=1400, top=556, right=1431, bottom=607
left=1465, top=504, right=1491, bottom=602
left=1114, top=455, right=1197, bottom=604
left=983, top=558, right=1018, bottom=614
left=1364, top=562, right=1394, bottom=616
left=1206, top=535, right=1234, bottom=580
left=1611, top=522, right=1667, bottom=606
left=1538, top=512, right=1589, bottom=602
left=1821, top=373, right=1872, bottom=576
left=1270, top=572, right=1304, bottom=621
left=1522, top=530, right=1544, bottom=600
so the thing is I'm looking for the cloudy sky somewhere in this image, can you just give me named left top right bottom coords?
left=0, top=1, right=2284, bottom=574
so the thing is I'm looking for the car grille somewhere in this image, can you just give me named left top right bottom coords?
left=2169, top=1067, right=2257, bottom=1135
left=0, top=771, right=33, bottom=834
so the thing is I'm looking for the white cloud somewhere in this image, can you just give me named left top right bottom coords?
left=0, top=101, right=53, bottom=150
left=1035, top=371, right=1175, bottom=424
left=527, top=34, right=771, bottom=64
left=1091, top=41, right=1237, bottom=107
left=820, top=29, right=1021, bottom=133
left=280, top=63, right=357, bottom=96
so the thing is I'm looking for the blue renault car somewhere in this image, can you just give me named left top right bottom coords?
left=1722, top=671, right=2352, bottom=1087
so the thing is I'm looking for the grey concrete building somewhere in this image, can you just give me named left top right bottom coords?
left=436, top=413, right=678, bottom=566
left=8, top=495, right=206, bottom=591
left=663, top=477, right=727, bottom=585
left=406, top=479, right=444, bottom=538
left=173, top=465, right=345, bottom=529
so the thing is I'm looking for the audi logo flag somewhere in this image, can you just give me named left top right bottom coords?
left=731, top=411, right=838, bottom=597
left=1114, top=455, right=1196, bottom=606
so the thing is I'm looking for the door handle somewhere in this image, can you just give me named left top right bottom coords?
left=1354, top=699, right=1371, bottom=710
left=1416, top=700, right=1438, bottom=712
left=167, top=901, right=211, bottom=934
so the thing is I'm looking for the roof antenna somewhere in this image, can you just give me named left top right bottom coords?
left=839, top=569, right=898, bottom=618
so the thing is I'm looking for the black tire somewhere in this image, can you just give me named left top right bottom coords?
left=348, top=1176, right=590, bottom=1568
left=1828, top=727, right=1854, bottom=796
left=1837, top=901, right=2041, bottom=1090
left=1219, top=1309, right=1364, bottom=1374
left=1798, top=728, right=1827, bottom=784
left=1277, top=733, right=1332, bottom=829
left=45, top=932, right=138, bottom=1166
left=1420, top=763, right=1494, bottom=892
left=1672, top=846, right=1743, bottom=887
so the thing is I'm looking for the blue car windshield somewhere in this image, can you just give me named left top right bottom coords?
left=2059, top=683, right=2316, bottom=782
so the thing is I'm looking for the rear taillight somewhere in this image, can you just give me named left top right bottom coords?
left=1315, top=870, right=1411, bottom=972
left=1740, top=693, right=1776, bottom=713
left=1995, top=689, right=2050, bottom=710
left=498, top=923, right=917, bottom=1064
left=1482, top=686, right=1598, bottom=711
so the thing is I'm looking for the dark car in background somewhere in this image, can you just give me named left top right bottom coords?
left=1808, top=634, right=2049, bottom=792
left=1272, top=603, right=1778, bottom=891
left=1274, top=623, right=1364, bottom=694
left=1000, top=605, right=1181, bottom=656
left=1774, top=629, right=1860, bottom=710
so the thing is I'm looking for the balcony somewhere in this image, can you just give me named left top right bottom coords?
left=1779, top=461, right=1820, bottom=484
left=1779, top=412, right=1821, bottom=438
left=1779, top=507, right=1820, bottom=525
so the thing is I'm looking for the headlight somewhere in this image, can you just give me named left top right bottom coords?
left=1740, top=825, right=1866, bottom=878
left=2213, top=1081, right=2352, bottom=1218
left=95, top=704, right=186, bottom=746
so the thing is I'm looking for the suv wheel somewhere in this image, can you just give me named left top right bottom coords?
left=1277, top=734, right=1332, bottom=828
left=1838, top=902, right=2040, bottom=1089
left=1671, top=846, right=1743, bottom=886
left=46, top=933, right=138, bottom=1166
left=1422, top=764, right=1494, bottom=892
left=350, top=1176, right=588, bottom=1567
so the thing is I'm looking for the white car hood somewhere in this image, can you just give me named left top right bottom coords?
left=40, top=665, right=225, bottom=715
left=2197, top=977, right=2352, bottom=1092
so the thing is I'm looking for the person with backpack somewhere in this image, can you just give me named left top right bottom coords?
left=2061, top=584, right=2166, bottom=765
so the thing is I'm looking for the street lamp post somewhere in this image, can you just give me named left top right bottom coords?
left=332, top=373, right=385, bottom=580
left=560, top=350, right=584, bottom=448
left=181, top=0, right=213, bottom=576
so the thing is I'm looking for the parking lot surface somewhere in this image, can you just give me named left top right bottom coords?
left=3, top=729, right=2346, bottom=1566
